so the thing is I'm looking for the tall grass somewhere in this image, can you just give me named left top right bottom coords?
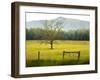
left=26, top=40, right=89, bottom=67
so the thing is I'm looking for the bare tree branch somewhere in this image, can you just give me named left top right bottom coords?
left=41, top=19, right=65, bottom=49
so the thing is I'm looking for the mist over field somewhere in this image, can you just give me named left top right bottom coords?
left=26, top=17, right=89, bottom=31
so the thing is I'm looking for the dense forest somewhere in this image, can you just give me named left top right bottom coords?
left=26, top=28, right=89, bottom=41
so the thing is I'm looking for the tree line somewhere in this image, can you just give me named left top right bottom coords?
left=26, top=28, right=89, bottom=41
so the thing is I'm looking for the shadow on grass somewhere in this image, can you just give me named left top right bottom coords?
left=26, top=59, right=89, bottom=67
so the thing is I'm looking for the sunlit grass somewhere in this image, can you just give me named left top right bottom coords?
left=26, top=40, right=90, bottom=67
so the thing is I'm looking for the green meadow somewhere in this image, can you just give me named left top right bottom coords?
left=26, top=40, right=89, bottom=67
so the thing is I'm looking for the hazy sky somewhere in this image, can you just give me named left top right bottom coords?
left=26, top=12, right=90, bottom=22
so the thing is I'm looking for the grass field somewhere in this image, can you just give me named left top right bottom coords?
left=26, top=40, right=90, bottom=67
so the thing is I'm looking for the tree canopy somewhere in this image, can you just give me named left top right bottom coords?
left=26, top=28, right=89, bottom=41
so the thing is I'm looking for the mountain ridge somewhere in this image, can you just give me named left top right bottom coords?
left=26, top=17, right=89, bottom=31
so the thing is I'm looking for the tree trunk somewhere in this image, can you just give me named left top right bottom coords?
left=50, top=40, right=53, bottom=49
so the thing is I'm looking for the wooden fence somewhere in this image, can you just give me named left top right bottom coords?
left=63, top=51, right=80, bottom=61
left=37, top=51, right=80, bottom=61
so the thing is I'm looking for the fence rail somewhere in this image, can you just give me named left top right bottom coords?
left=37, top=51, right=80, bottom=61
left=63, top=51, right=80, bottom=61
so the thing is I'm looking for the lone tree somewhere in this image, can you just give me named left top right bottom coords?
left=42, top=19, right=64, bottom=49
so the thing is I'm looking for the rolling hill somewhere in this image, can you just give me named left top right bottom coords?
left=26, top=17, right=89, bottom=31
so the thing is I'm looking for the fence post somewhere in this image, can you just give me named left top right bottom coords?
left=38, top=51, right=40, bottom=60
left=78, top=51, right=80, bottom=61
left=63, top=51, right=64, bottom=60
